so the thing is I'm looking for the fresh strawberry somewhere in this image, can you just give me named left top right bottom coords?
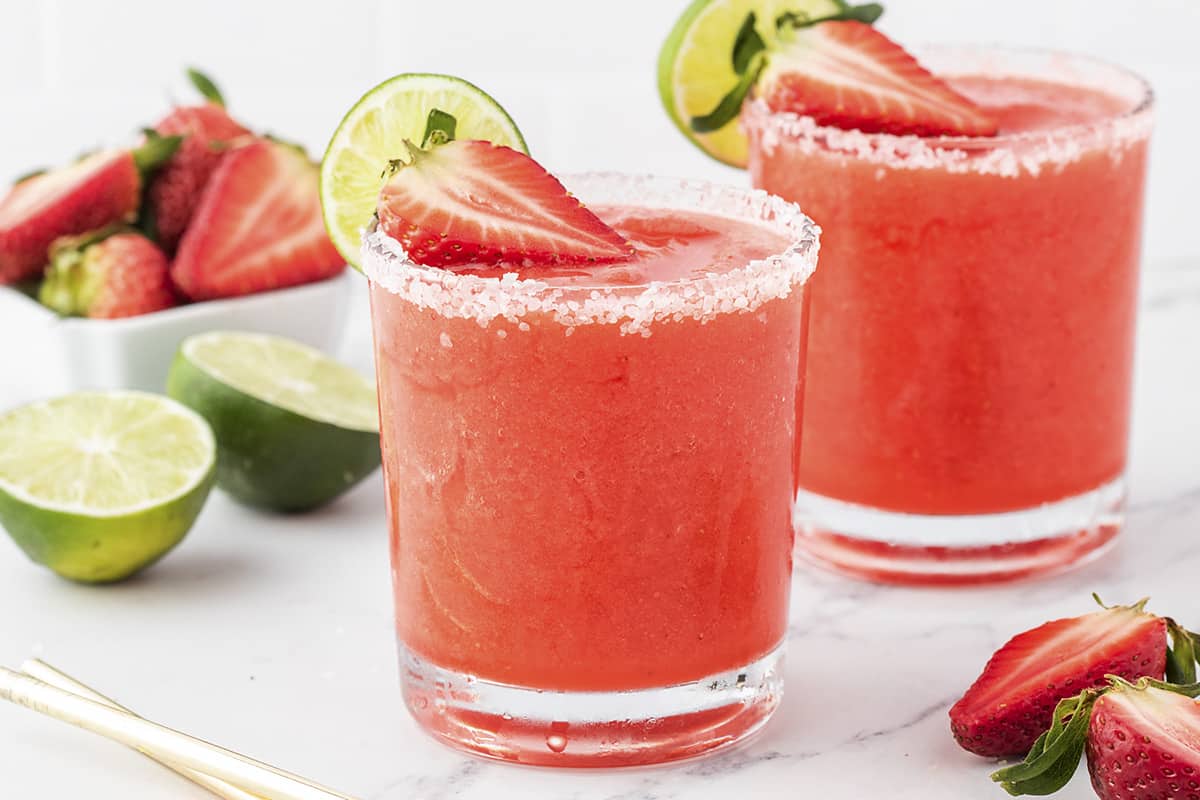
left=991, top=678, right=1200, bottom=799
left=950, top=597, right=1200, bottom=758
left=145, top=70, right=252, bottom=253
left=171, top=139, right=344, bottom=300
left=1085, top=681, right=1200, bottom=800
left=377, top=138, right=632, bottom=267
left=0, top=136, right=178, bottom=285
left=38, top=231, right=175, bottom=319
left=757, top=20, right=998, bottom=137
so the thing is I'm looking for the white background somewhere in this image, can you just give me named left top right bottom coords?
left=1, top=0, right=1197, bottom=269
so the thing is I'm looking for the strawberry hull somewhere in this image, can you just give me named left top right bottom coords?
left=39, top=233, right=176, bottom=320
left=0, top=150, right=141, bottom=284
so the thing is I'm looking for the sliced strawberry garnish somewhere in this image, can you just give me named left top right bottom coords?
left=171, top=139, right=344, bottom=300
left=377, top=138, right=632, bottom=268
left=759, top=20, right=998, bottom=137
left=950, top=599, right=1177, bottom=758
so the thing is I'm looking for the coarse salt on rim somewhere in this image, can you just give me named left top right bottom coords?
left=743, top=45, right=1154, bottom=179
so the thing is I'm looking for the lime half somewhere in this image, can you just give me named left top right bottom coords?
left=320, top=73, right=528, bottom=269
left=658, top=0, right=839, bottom=166
left=0, top=391, right=216, bottom=583
left=167, top=332, right=380, bottom=512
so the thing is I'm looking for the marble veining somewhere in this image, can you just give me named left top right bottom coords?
left=0, top=261, right=1197, bottom=798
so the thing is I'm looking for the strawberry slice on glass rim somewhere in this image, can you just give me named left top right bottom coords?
left=688, top=1, right=997, bottom=143
left=376, top=111, right=633, bottom=269
left=756, top=19, right=999, bottom=137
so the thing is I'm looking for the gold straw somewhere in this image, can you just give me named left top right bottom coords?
left=20, top=659, right=264, bottom=800
left=0, top=666, right=360, bottom=800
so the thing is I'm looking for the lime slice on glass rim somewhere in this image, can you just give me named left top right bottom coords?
left=0, top=391, right=216, bottom=583
left=657, top=0, right=843, bottom=167
left=320, top=73, right=528, bottom=270
left=167, top=331, right=380, bottom=512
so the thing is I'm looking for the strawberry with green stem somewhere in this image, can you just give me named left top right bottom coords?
left=39, top=230, right=175, bottom=319
left=688, top=1, right=995, bottom=145
left=0, top=135, right=180, bottom=285
left=992, top=677, right=1200, bottom=799
left=144, top=69, right=252, bottom=253
left=951, top=596, right=1200, bottom=759
left=375, top=109, right=631, bottom=268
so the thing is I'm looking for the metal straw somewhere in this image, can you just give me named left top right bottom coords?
left=0, top=665, right=360, bottom=800
left=20, top=659, right=264, bottom=800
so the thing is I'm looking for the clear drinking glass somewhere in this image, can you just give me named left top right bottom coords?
left=364, top=174, right=818, bottom=766
left=744, top=47, right=1154, bottom=584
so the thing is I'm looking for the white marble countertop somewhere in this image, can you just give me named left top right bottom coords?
left=1, top=261, right=1198, bottom=799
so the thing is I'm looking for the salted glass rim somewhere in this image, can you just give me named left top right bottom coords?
left=363, top=172, right=820, bottom=335
left=742, top=43, right=1154, bottom=155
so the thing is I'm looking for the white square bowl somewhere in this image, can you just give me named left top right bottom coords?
left=0, top=270, right=356, bottom=405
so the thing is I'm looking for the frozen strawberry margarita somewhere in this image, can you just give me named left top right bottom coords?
left=364, top=136, right=817, bottom=766
left=745, top=46, right=1152, bottom=584
left=659, top=2, right=1153, bottom=584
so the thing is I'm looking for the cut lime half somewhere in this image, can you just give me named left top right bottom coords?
left=0, top=391, right=216, bottom=583
left=658, top=0, right=840, bottom=167
left=320, top=73, right=528, bottom=270
left=168, top=331, right=380, bottom=512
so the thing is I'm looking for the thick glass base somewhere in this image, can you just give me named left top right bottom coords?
left=794, top=478, right=1125, bottom=585
left=399, top=644, right=785, bottom=767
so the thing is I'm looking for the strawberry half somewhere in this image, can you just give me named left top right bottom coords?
left=949, top=597, right=1200, bottom=758
left=146, top=70, right=252, bottom=253
left=0, top=138, right=178, bottom=285
left=758, top=20, right=998, bottom=137
left=171, top=138, right=344, bottom=300
left=1086, top=681, right=1200, bottom=800
left=992, top=678, right=1200, bottom=799
left=377, top=138, right=632, bottom=268
left=39, top=231, right=175, bottom=319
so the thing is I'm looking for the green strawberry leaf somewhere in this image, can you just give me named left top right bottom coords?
left=11, top=276, right=42, bottom=299
left=421, top=109, right=458, bottom=148
left=731, top=12, right=768, bottom=74
left=991, top=689, right=1098, bottom=796
left=776, top=1, right=884, bottom=31
left=187, top=68, right=227, bottom=107
left=1135, top=677, right=1200, bottom=697
left=12, top=167, right=46, bottom=186
left=1167, top=620, right=1198, bottom=684
left=133, top=130, right=183, bottom=175
left=691, top=49, right=766, bottom=133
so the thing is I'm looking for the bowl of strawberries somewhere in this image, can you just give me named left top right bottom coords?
left=0, top=70, right=352, bottom=402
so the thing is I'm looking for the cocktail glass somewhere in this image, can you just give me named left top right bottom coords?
left=364, top=174, right=818, bottom=765
left=744, top=47, right=1153, bottom=584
